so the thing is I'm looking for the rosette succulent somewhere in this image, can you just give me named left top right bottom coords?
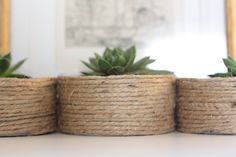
left=209, top=57, right=236, bottom=77
left=0, top=53, right=28, bottom=78
left=81, top=46, right=173, bottom=76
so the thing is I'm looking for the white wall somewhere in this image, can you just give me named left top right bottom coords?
left=11, top=0, right=227, bottom=78
left=11, top=0, right=56, bottom=77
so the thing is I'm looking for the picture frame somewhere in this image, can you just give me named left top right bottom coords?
left=8, top=0, right=226, bottom=77
left=0, top=0, right=10, bottom=55
left=56, top=0, right=175, bottom=75
left=226, top=0, right=236, bottom=59
left=55, top=0, right=227, bottom=77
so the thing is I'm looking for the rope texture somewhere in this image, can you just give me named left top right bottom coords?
left=177, top=78, right=236, bottom=135
left=0, top=78, right=56, bottom=136
left=58, top=75, right=176, bottom=136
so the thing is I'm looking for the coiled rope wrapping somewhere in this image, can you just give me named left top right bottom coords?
left=0, top=78, right=56, bottom=136
left=177, top=78, right=236, bottom=134
left=58, top=75, right=176, bottom=136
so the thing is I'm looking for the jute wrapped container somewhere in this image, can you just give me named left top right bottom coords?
left=0, top=78, right=56, bottom=136
left=58, top=75, right=176, bottom=136
left=177, top=78, right=236, bottom=135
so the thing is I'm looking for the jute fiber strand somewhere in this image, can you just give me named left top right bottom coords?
left=177, top=78, right=236, bottom=135
left=58, top=75, right=176, bottom=136
left=0, top=78, right=56, bottom=136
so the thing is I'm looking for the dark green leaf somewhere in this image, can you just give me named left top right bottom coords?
left=6, top=73, right=30, bottom=78
left=103, top=48, right=112, bottom=60
left=115, top=48, right=124, bottom=53
left=108, top=49, right=119, bottom=66
left=223, top=58, right=236, bottom=69
left=228, top=56, right=236, bottom=63
left=5, top=59, right=26, bottom=75
left=145, top=69, right=173, bottom=75
left=0, top=58, right=10, bottom=73
left=82, top=60, right=98, bottom=72
left=209, top=72, right=232, bottom=77
left=124, top=46, right=136, bottom=69
left=98, top=59, right=113, bottom=73
left=4, top=53, right=12, bottom=61
left=130, top=57, right=155, bottom=71
left=108, top=66, right=125, bottom=75
left=81, top=71, right=105, bottom=76
left=117, top=55, right=126, bottom=66
left=89, top=57, right=98, bottom=67
left=129, top=69, right=173, bottom=75
left=80, top=46, right=173, bottom=76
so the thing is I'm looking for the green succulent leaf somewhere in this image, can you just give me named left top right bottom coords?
left=81, top=60, right=98, bottom=72
left=227, top=57, right=236, bottom=65
left=81, top=46, right=173, bottom=76
left=4, top=59, right=26, bottom=75
left=0, top=58, right=10, bottom=73
left=89, top=57, right=98, bottom=67
left=130, top=57, right=155, bottom=71
left=129, top=69, right=173, bottom=75
left=124, top=46, right=136, bottom=70
left=0, top=52, right=28, bottom=78
left=223, top=57, right=236, bottom=75
left=209, top=72, right=232, bottom=77
left=117, top=55, right=126, bottom=66
left=81, top=71, right=105, bottom=76
left=145, top=69, right=173, bottom=75
left=103, top=48, right=112, bottom=60
left=223, top=58, right=236, bottom=69
left=98, top=58, right=113, bottom=73
left=108, top=66, right=125, bottom=75
left=6, top=73, right=29, bottom=78
left=4, top=53, right=12, bottom=61
left=114, top=48, right=124, bottom=54
left=210, top=57, right=236, bottom=77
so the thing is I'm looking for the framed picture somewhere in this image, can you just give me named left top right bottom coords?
left=0, top=0, right=10, bottom=55
left=56, top=0, right=227, bottom=77
left=226, top=0, right=236, bottom=59
left=56, top=0, right=175, bottom=75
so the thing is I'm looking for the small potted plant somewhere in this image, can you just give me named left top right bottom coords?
left=0, top=53, right=56, bottom=136
left=177, top=57, right=236, bottom=134
left=58, top=46, right=176, bottom=136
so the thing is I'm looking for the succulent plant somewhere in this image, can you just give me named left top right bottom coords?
left=209, top=57, right=236, bottom=77
left=0, top=53, right=28, bottom=78
left=81, top=46, right=173, bottom=76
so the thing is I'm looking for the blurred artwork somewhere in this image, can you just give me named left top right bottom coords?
left=65, top=0, right=174, bottom=48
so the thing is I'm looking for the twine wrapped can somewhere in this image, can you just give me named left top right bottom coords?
left=177, top=78, right=236, bottom=135
left=58, top=75, right=176, bottom=136
left=0, top=78, right=56, bottom=136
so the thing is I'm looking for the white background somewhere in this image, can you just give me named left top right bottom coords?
left=11, top=0, right=227, bottom=78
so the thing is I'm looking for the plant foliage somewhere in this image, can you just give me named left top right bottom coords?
left=81, top=46, right=173, bottom=76
left=209, top=57, right=236, bottom=77
left=0, top=53, right=28, bottom=78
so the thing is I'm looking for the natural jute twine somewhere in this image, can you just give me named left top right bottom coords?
left=58, top=75, right=176, bottom=136
left=0, top=78, right=56, bottom=136
left=177, top=78, right=236, bottom=135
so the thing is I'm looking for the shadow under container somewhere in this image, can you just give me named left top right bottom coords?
left=58, top=75, right=176, bottom=136
left=177, top=78, right=236, bottom=135
left=0, top=78, right=57, bottom=136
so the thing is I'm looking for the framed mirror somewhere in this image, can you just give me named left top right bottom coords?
left=0, top=0, right=10, bottom=55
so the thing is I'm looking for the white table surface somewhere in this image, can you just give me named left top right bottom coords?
left=0, top=132, right=235, bottom=157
